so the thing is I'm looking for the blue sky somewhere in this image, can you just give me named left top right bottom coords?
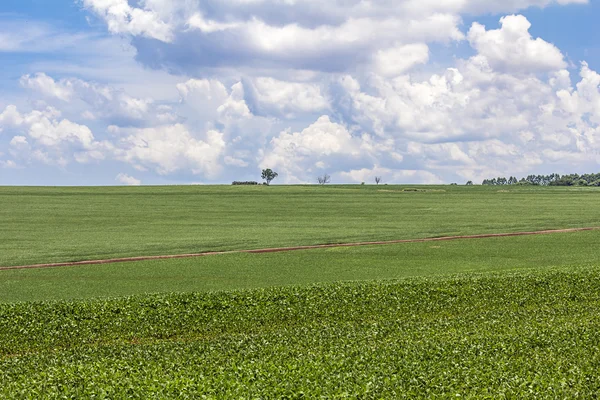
left=1, top=0, right=599, bottom=185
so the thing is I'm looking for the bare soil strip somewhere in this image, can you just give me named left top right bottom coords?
left=2, top=227, right=598, bottom=271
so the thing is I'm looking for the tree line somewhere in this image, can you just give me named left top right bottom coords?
left=479, top=173, right=600, bottom=186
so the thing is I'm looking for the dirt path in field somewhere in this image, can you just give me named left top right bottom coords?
left=1, top=227, right=598, bottom=271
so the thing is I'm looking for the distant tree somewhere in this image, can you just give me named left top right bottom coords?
left=375, top=176, right=382, bottom=185
left=317, top=174, right=331, bottom=185
left=261, top=169, right=278, bottom=185
left=466, top=181, right=473, bottom=186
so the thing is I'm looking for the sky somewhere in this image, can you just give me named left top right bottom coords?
left=0, top=0, right=598, bottom=186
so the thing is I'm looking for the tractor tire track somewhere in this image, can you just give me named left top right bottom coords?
left=1, top=226, right=598, bottom=271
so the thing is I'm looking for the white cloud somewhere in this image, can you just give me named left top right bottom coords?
left=217, top=82, right=252, bottom=122
left=114, top=124, right=226, bottom=177
left=245, top=77, right=329, bottom=117
left=467, top=15, right=567, bottom=73
left=340, top=166, right=443, bottom=184
left=176, top=78, right=230, bottom=123
left=81, top=0, right=586, bottom=76
left=0, top=159, right=18, bottom=169
left=4, top=5, right=600, bottom=185
left=187, top=12, right=241, bottom=33
left=0, top=105, right=23, bottom=126
left=329, top=36, right=600, bottom=182
left=171, top=13, right=464, bottom=74
left=20, top=73, right=169, bottom=124
left=20, top=73, right=74, bottom=101
left=176, top=78, right=228, bottom=100
left=28, top=116, right=95, bottom=148
left=82, top=0, right=174, bottom=42
left=0, top=105, right=107, bottom=166
left=374, top=43, right=430, bottom=77
left=10, top=136, right=29, bottom=148
left=0, top=105, right=94, bottom=148
left=224, top=156, right=249, bottom=167
left=116, top=173, right=141, bottom=186
left=241, top=14, right=463, bottom=56
left=260, top=115, right=378, bottom=182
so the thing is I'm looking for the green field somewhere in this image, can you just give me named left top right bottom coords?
left=2, top=185, right=600, bottom=267
left=2, top=267, right=600, bottom=397
left=1, top=229, right=599, bottom=303
left=2, top=185, right=600, bottom=397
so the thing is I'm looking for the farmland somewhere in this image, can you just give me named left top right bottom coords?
left=1, top=184, right=600, bottom=397
left=2, top=185, right=600, bottom=267
left=2, top=267, right=600, bottom=397
left=0, top=229, right=599, bottom=303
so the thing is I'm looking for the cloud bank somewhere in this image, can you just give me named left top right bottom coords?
left=1, top=0, right=598, bottom=184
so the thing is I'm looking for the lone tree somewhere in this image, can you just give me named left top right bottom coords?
left=317, top=174, right=331, bottom=185
left=261, top=169, right=278, bottom=185
left=375, top=176, right=382, bottom=185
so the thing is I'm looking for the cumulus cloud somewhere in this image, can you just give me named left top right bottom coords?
left=177, top=78, right=232, bottom=123
left=4, top=4, right=600, bottom=185
left=340, top=166, right=443, bottom=184
left=20, top=73, right=74, bottom=101
left=134, top=13, right=463, bottom=73
left=20, top=73, right=172, bottom=125
left=0, top=104, right=119, bottom=168
left=81, top=0, right=586, bottom=75
left=467, top=15, right=567, bottom=73
left=244, top=77, right=329, bottom=117
left=113, top=124, right=226, bottom=177
left=0, top=159, right=17, bottom=168
left=10, top=136, right=28, bottom=148
left=187, top=12, right=241, bottom=33
left=0, top=105, right=23, bottom=126
left=373, top=43, right=430, bottom=77
left=0, top=105, right=94, bottom=149
left=260, top=115, right=383, bottom=182
left=347, top=57, right=599, bottom=179
left=82, top=0, right=174, bottom=42
left=116, top=173, right=141, bottom=185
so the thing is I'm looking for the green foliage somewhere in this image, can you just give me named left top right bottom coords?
left=261, top=169, right=278, bottom=185
left=2, top=185, right=600, bottom=268
left=2, top=267, right=600, bottom=397
left=231, top=181, right=258, bottom=185
left=482, top=172, right=600, bottom=186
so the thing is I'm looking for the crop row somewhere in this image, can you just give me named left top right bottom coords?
left=2, top=267, right=600, bottom=398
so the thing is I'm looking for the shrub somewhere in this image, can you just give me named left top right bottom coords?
left=232, top=181, right=258, bottom=185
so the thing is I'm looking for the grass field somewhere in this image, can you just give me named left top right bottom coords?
left=2, top=185, right=600, bottom=397
left=2, top=185, right=600, bottom=267
left=1, top=229, right=599, bottom=303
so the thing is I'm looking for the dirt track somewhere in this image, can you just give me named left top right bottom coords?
left=1, top=227, right=598, bottom=271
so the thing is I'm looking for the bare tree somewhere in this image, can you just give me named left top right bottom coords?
left=374, top=176, right=382, bottom=185
left=317, top=174, right=331, bottom=185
